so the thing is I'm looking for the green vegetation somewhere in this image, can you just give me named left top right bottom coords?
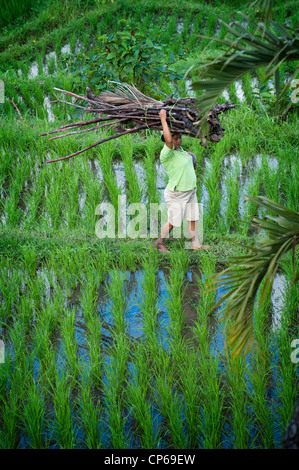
left=0, top=0, right=298, bottom=450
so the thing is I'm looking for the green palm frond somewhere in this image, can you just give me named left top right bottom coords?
left=207, top=196, right=299, bottom=358
left=188, top=11, right=299, bottom=129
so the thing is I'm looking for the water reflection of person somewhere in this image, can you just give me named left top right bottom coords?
left=154, top=108, right=213, bottom=253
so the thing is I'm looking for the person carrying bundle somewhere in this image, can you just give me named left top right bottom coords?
left=154, top=109, right=213, bottom=253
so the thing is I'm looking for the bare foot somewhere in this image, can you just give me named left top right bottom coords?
left=154, top=242, right=170, bottom=253
left=193, top=245, right=213, bottom=251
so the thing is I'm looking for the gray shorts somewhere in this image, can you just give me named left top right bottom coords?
left=164, top=187, right=199, bottom=227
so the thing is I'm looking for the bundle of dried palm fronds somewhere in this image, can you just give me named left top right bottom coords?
left=40, top=82, right=236, bottom=163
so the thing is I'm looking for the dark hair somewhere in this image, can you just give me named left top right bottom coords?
left=161, top=132, right=181, bottom=142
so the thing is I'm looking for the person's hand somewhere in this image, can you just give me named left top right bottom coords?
left=159, top=109, right=167, bottom=121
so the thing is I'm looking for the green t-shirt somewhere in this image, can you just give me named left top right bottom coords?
left=160, top=144, right=196, bottom=192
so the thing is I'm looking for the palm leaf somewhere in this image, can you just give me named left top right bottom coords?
left=207, top=196, right=299, bottom=358
left=188, top=12, right=299, bottom=129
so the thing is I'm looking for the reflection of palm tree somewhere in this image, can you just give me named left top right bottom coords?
left=187, top=5, right=299, bottom=447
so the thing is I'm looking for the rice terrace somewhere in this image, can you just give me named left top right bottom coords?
left=0, top=0, right=299, bottom=452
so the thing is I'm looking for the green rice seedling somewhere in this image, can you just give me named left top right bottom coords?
left=99, top=142, right=121, bottom=205
left=203, top=155, right=222, bottom=233
left=192, top=252, right=217, bottom=357
left=0, top=393, right=19, bottom=448
left=82, top=31, right=90, bottom=51
left=21, top=378, right=46, bottom=449
left=33, top=299, right=59, bottom=362
left=262, top=162, right=280, bottom=205
left=37, top=53, right=44, bottom=76
left=43, top=168, right=64, bottom=230
left=143, top=134, right=160, bottom=206
left=280, top=255, right=299, bottom=324
left=18, top=82, right=36, bottom=111
left=199, top=353, right=224, bottom=449
left=280, top=164, right=299, bottom=211
left=18, top=295, right=34, bottom=336
left=106, top=269, right=127, bottom=336
left=222, top=160, right=241, bottom=232
left=86, top=314, right=102, bottom=388
left=98, top=142, right=122, bottom=233
left=61, top=307, right=79, bottom=380
left=50, top=282, right=65, bottom=325
left=0, top=263, right=18, bottom=321
left=154, top=362, right=188, bottom=449
left=58, top=248, right=81, bottom=296
left=78, top=159, right=104, bottom=233
left=64, top=171, right=80, bottom=229
left=229, top=81, right=240, bottom=107
left=80, top=269, right=99, bottom=324
left=177, top=349, right=201, bottom=448
left=51, top=371, right=77, bottom=449
left=166, top=15, right=177, bottom=38
left=77, top=373, right=102, bottom=449
left=165, top=250, right=189, bottom=344
left=24, top=273, right=46, bottom=313
left=275, top=320, right=299, bottom=444
left=242, top=73, right=255, bottom=105
left=248, top=355, right=274, bottom=448
left=226, top=355, right=251, bottom=449
left=126, top=343, right=157, bottom=449
left=20, top=244, right=37, bottom=279
left=118, top=244, right=139, bottom=273
left=54, top=34, right=61, bottom=61
left=206, top=14, right=217, bottom=37
left=31, top=78, right=45, bottom=108
left=120, top=135, right=141, bottom=204
left=22, top=170, right=47, bottom=230
left=69, top=32, right=77, bottom=54
left=80, top=269, right=103, bottom=386
left=139, top=255, right=159, bottom=355
left=239, top=166, right=262, bottom=236
left=3, top=171, right=22, bottom=228
left=239, top=135, right=258, bottom=167
left=103, top=335, right=129, bottom=449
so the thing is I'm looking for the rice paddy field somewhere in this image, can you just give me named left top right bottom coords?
left=0, top=0, right=299, bottom=451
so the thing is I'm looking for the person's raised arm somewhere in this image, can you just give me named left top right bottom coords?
left=159, top=109, right=173, bottom=149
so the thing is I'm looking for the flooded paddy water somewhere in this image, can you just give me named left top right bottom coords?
left=1, top=149, right=288, bottom=235
left=0, top=254, right=296, bottom=448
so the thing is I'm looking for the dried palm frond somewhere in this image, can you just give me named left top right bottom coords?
left=207, top=195, right=299, bottom=358
left=39, top=81, right=236, bottom=163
